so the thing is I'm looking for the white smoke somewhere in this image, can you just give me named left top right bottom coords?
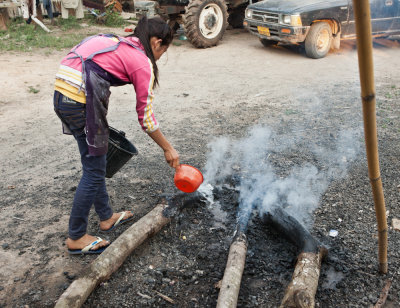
left=202, top=123, right=362, bottom=230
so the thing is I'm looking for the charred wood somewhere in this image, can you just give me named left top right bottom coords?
left=261, top=207, right=327, bottom=308
left=262, top=207, right=323, bottom=253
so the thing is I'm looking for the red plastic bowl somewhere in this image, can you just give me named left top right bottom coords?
left=174, top=164, right=203, bottom=193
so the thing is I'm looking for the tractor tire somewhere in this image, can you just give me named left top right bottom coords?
left=168, top=18, right=181, bottom=34
left=304, top=22, right=332, bottom=59
left=183, top=0, right=228, bottom=48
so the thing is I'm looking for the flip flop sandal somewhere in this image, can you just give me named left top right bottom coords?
left=68, top=237, right=109, bottom=255
left=100, top=211, right=134, bottom=233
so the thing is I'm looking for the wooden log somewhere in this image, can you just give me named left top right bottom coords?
left=216, top=231, right=248, bottom=308
left=262, top=207, right=322, bottom=253
left=280, top=248, right=326, bottom=308
left=55, top=192, right=202, bottom=308
left=55, top=202, right=171, bottom=308
left=262, top=207, right=327, bottom=308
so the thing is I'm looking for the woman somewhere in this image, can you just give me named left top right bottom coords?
left=54, top=17, right=179, bottom=254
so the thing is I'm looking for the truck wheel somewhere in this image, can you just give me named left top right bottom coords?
left=305, top=22, right=332, bottom=59
left=183, top=0, right=228, bottom=48
left=260, top=38, right=278, bottom=47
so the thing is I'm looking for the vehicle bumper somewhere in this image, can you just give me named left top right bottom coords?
left=243, top=19, right=309, bottom=44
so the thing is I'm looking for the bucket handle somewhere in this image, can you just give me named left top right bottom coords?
left=110, top=126, right=126, bottom=137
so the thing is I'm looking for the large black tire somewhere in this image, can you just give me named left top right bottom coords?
left=304, top=22, right=332, bottom=59
left=183, top=0, right=228, bottom=48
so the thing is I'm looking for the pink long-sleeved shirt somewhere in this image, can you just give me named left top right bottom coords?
left=55, top=35, right=159, bottom=133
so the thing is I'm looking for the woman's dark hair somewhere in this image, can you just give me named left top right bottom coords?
left=127, top=16, right=173, bottom=87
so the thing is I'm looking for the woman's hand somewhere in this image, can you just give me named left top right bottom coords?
left=164, top=147, right=180, bottom=168
left=148, top=128, right=180, bottom=168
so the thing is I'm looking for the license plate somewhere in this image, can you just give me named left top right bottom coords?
left=257, top=26, right=270, bottom=36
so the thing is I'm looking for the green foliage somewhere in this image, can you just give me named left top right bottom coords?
left=28, top=86, right=40, bottom=94
left=104, top=7, right=126, bottom=28
left=0, top=10, right=127, bottom=52
left=86, top=7, right=127, bottom=27
left=0, top=18, right=93, bottom=52
left=58, top=16, right=83, bottom=31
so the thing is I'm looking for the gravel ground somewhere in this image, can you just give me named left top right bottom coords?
left=0, top=26, right=399, bottom=308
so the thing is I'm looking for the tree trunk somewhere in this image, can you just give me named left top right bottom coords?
left=0, top=8, right=9, bottom=31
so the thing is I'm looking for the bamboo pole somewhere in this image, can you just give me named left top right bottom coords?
left=216, top=231, right=248, bottom=308
left=55, top=202, right=171, bottom=308
left=352, top=0, right=388, bottom=273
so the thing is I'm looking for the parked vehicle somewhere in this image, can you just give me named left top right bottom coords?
left=135, top=0, right=251, bottom=48
left=243, top=0, right=400, bottom=58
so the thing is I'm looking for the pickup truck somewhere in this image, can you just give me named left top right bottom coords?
left=243, top=0, right=400, bottom=58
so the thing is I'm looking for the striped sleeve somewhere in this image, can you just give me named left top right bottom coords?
left=55, top=65, right=85, bottom=90
left=132, top=59, right=159, bottom=133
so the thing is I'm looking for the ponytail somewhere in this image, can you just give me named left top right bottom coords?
left=127, top=16, right=173, bottom=87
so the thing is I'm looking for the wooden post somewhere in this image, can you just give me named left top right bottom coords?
left=352, top=0, right=388, bottom=274
left=216, top=231, right=248, bottom=308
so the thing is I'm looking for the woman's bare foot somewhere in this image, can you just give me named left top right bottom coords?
left=99, top=211, right=134, bottom=231
left=66, top=234, right=110, bottom=251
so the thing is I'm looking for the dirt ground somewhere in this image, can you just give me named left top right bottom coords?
left=0, top=25, right=400, bottom=308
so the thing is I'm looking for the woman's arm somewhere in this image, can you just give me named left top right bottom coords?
left=148, top=129, right=180, bottom=168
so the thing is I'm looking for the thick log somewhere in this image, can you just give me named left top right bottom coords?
left=55, top=202, right=171, bottom=308
left=280, top=248, right=326, bottom=308
left=55, top=192, right=203, bottom=308
left=262, top=207, right=327, bottom=308
left=216, top=231, right=248, bottom=308
left=262, top=207, right=322, bottom=253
